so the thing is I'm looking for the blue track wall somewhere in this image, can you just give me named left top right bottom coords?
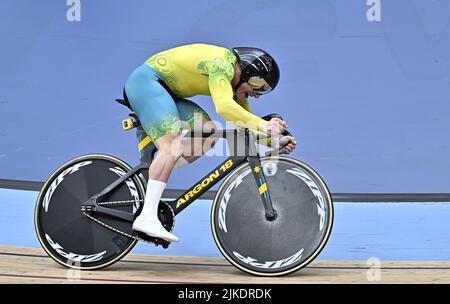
left=1, top=0, right=450, bottom=193
left=2, top=188, right=450, bottom=260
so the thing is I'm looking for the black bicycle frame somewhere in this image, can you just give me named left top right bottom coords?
left=81, top=128, right=277, bottom=221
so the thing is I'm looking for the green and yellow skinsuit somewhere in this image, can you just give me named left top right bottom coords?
left=124, top=43, right=266, bottom=141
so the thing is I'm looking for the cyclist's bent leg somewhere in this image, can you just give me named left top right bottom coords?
left=174, top=98, right=218, bottom=165
left=130, top=125, right=181, bottom=242
left=124, top=64, right=181, bottom=243
left=149, top=132, right=184, bottom=182
left=132, top=132, right=182, bottom=243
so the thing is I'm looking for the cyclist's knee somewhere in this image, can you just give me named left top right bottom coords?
left=202, top=120, right=216, bottom=132
left=156, top=132, right=184, bottom=160
left=202, top=120, right=218, bottom=148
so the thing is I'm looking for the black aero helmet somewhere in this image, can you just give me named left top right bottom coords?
left=232, top=47, right=280, bottom=94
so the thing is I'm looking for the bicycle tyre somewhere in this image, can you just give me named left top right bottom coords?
left=34, top=154, right=146, bottom=270
left=211, top=156, right=333, bottom=276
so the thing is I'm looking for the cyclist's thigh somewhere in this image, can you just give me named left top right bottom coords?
left=124, top=64, right=181, bottom=141
left=175, top=98, right=212, bottom=131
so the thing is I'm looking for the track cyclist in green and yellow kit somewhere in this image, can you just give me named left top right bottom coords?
left=124, top=44, right=297, bottom=242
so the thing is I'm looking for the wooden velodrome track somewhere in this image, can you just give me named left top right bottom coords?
left=0, top=245, right=449, bottom=284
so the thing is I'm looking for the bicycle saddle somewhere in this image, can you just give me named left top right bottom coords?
left=115, top=88, right=132, bottom=110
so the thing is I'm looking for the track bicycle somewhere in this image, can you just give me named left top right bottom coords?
left=34, top=97, right=334, bottom=276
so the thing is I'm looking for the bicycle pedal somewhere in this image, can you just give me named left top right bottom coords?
left=133, top=230, right=170, bottom=249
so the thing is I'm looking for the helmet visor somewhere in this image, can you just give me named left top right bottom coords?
left=247, top=76, right=272, bottom=94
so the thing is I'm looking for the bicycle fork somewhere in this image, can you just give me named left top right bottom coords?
left=247, top=156, right=277, bottom=221
left=239, top=128, right=277, bottom=221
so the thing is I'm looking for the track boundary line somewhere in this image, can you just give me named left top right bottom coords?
left=2, top=250, right=450, bottom=270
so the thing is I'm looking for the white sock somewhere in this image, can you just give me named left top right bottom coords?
left=173, top=156, right=189, bottom=170
left=133, top=179, right=179, bottom=243
left=140, top=179, right=166, bottom=220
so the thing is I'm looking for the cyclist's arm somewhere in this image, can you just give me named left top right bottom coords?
left=208, top=73, right=265, bottom=132
left=235, top=98, right=272, bottom=147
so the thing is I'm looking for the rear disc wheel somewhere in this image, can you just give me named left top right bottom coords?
left=34, top=154, right=145, bottom=270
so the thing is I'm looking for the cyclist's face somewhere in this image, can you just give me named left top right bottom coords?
left=235, top=83, right=262, bottom=100
left=232, top=64, right=261, bottom=100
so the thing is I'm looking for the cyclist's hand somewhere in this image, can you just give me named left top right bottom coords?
left=260, top=118, right=287, bottom=135
left=279, top=135, right=297, bottom=153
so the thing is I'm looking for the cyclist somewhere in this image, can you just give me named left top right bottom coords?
left=124, top=44, right=297, bottom=243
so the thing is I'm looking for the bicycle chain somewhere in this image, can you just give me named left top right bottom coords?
left=97, top=199, right=144, bottom=206
left=82, top=211, right=154, bottom=244
left=83, top=199, right=175, bottom=247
